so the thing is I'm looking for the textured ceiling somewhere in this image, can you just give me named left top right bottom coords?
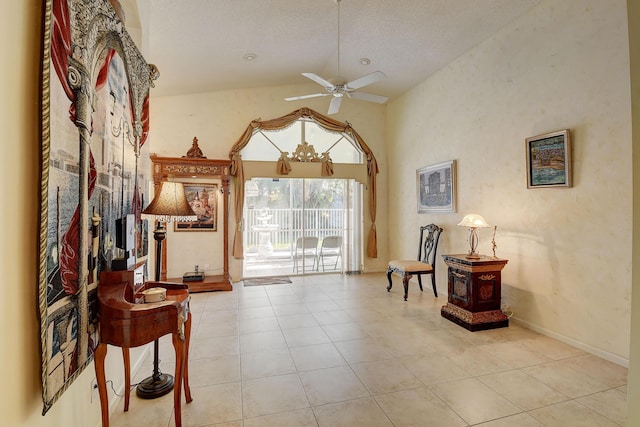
left=132, top=0, right=541, bottom=100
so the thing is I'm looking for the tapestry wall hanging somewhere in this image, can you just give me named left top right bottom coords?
left=39, top=0, right=155, bottom=413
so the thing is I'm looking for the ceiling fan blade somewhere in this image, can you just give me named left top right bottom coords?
left=346, top=71, right=386, bottom=90
left=349, top=91, right=388, bottom=104
left=302, top=73, right=335, bottom=89
left=284, top=93, right=330, bottom=101
left=328, top=96, right=343, bottom=115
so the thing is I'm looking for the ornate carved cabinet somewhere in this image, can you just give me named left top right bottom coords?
left=440, top=254, right=509, bottom=331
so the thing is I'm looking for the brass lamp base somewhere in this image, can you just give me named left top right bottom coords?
left=136, top=373, right=174, bottom=399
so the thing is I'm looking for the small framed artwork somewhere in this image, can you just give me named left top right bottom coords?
left=525, top=129, right=572, bottom=188
left=174, top=183, right=218, bottom=231
left=417, top=160, right=457, bottom=213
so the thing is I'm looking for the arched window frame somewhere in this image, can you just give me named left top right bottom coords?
left=241, top=117, right=364, bottom=166
left=228, top=108, right=379, bottom=260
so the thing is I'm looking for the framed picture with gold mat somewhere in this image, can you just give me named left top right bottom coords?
left=174, top=183, right=218, bottom=231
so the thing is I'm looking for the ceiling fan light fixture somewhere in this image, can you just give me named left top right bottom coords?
left=284, top=0, right=387, bottom=114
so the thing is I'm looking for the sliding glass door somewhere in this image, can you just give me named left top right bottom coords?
left=242, top=177, right=362, bottom=278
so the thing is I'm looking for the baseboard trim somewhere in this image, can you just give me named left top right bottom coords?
left=512, top=316, right=629, bottom=368
left=432, top=285, right=628, bottom=368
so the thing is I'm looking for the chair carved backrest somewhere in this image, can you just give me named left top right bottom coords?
left=387, top=223, right=443, bottom=300
left=418, top=224, right=443, bottom=266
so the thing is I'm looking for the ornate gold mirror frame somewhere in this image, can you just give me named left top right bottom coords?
left=149, top=154, right=232, bottom=291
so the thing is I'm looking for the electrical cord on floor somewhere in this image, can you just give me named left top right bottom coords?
left=95, top=380, right=124, bottom=397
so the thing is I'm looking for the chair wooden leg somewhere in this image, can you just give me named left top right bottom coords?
left=417, top=275, right=423, bottom=291
left=402, top=274, right=410, bottom=301
left=431, top=273, right=438, bottom=297
left=386, top=268, right=393, bottom=291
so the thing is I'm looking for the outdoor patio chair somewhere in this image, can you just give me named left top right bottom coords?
left=318, top=236, right=342, bottom=271
left=293, top=236, right=319, bottom=273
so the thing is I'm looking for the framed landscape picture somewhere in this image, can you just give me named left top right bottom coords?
left=417, top=160, right=456, bottom=213
left=526, top=129, right=572, bottom=188
left=174, top=183, right=218, bottom=231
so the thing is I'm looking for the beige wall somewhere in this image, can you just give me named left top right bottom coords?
left=6, top=0, right=640, bottom=425
left=626, top=0, right=640, bottom=423
left=149, top=86, right=388, bottom=280
left=1, top=2, right=148, bottom=426
left=388, top=0, right=632, bottom=363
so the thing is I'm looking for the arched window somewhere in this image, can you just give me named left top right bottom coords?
left=228, top=108, right=379, bottom=268
left=241, top=118, right=363, bottom=164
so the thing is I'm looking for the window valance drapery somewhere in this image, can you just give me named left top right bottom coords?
left=228, top=107, right=379, bottom=259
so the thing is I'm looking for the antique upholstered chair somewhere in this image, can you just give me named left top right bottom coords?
left=386, top=224, right=443, bottom=301
left=318, top=235, right=342, bottom=271
left=293, top=236, right=319, bottom=272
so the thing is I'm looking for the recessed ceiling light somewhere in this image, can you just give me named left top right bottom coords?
left=243, top=53, right=257, bottom=61
left=360, top=57, right=371, bottom=65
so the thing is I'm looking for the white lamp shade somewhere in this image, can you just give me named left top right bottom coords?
left=457, top=213, right=490, bottom=228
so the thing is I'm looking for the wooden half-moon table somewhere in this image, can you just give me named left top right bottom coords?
left=95, top=265, right=193, bottom=427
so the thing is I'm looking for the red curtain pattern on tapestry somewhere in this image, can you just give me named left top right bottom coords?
left=52, top=0, right=117, bottom=295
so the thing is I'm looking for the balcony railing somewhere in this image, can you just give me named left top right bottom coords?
left=244, top=208, right=346, bottom=253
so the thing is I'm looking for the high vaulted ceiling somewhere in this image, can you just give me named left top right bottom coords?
left=131, top=0, right=541, bottom=100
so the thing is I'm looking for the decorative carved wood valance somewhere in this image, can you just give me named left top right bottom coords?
left=183, top=136, right=207, bottom=159
left=288, top=141, right=332, bottom=163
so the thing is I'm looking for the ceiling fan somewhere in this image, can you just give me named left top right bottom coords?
left=285, top=0, right=388, bottom=115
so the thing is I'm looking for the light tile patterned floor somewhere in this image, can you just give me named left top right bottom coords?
left=110, top=273, right=628, bottom=426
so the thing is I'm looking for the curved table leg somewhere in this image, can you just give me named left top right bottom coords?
left=94, top=342, right=109, bottom=427
left=172, top=333, right=185, bottom=427
left=386, top=268, right=393, bottom=291
left=122, top=347, right=131, bottom=411
left=183, top=312, right=193, bottom=403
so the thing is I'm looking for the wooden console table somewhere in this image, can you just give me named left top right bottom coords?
left=440, top=254, right=509, bottom=331
left=96, top=263, right=192, bottom=427
left=166, top=275, right=232, bottom=293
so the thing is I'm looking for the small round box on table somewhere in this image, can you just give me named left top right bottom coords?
left=441, top=254, right=509, bottom=331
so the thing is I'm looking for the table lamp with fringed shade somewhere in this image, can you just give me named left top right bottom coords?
left=138, top=181, right=195, bottom=399
left=458, top=214, right=491, bottom=259
left=142, top=181, right=196, bottom=282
